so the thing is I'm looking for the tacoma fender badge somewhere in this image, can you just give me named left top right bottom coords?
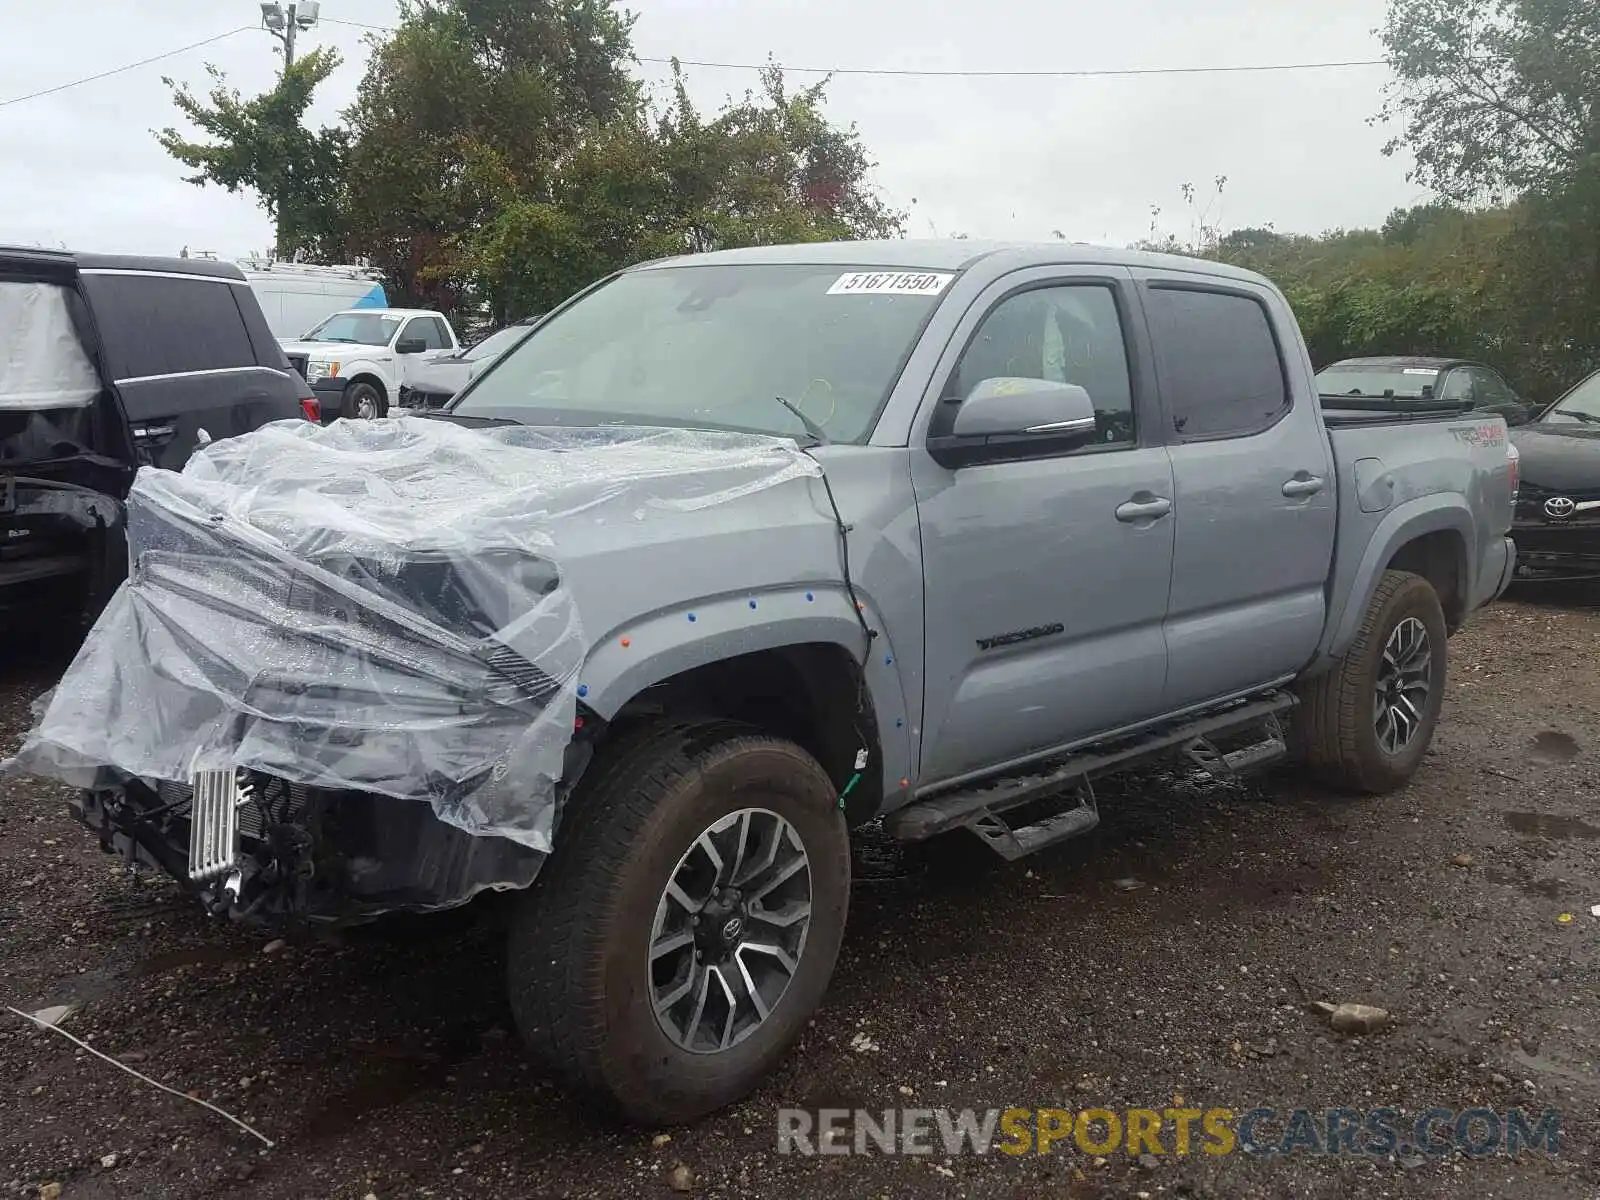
left=977, top=622, right=1065, bottom=652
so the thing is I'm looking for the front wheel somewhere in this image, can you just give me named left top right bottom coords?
left=340, top=380, right=385, bottom=420
left=505, top=720, right=850, bottom=1127
left=1292, top=569, right=1448, bottom=793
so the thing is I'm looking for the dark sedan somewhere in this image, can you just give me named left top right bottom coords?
left=1509, top=368, right=1600, bottom=582
left=1315, top=356, right=1533, bottom=425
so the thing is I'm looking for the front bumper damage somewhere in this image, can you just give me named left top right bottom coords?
left=70, top=756, right=593, bottom=925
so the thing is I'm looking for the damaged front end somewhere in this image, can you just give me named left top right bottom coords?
left=9, top=417, right=817, bottom=926
left=73, top=754, right=595, bottom=926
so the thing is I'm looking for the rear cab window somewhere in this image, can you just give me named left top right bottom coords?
left=1144, top=286, right=1289, bottom=439
left=80, top=273, right=257, bottom=381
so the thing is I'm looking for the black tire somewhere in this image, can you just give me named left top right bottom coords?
left=506, top=719, right=850, bottom=1127
left=1292, top=569, right=1448, bottom=794
left=339, top=380, right=386, bottom=419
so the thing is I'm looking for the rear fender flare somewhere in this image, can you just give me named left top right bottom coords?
left=1320, top=495, right=1474, bottom=663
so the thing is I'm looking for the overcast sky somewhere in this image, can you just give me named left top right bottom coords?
left=0, top=0, right=1432, bottom=259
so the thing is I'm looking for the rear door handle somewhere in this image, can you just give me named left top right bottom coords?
left=1115, top=495, right=1173, bottom=522
left=131, top=422, right=176, bottom=444
left=1282, top=475, right=1325, bottom=498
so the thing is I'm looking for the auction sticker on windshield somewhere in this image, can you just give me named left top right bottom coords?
left=827, top=271, right=954, bottom=296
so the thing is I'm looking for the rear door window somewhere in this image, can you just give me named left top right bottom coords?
left=235, top=285, right=292, bottom=369
left=1145, top=286, right=1289, bottom=439
left=83, top=274, right=256, bottom=380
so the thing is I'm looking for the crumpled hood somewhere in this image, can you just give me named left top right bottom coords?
left=4, top=417, right=828, bottom=850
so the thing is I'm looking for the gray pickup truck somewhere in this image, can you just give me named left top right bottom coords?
left=21, top=240, right=1516, bottom=1128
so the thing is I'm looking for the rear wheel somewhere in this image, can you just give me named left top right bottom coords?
left=1293, top=569, right=1448, bottom=793
left=505, top=720, right=850, bottom=1127
left=340, top=380, right=385, bottom=420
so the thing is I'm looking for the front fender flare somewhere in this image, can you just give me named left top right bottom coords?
left=576, top=586, right=915, bottom=805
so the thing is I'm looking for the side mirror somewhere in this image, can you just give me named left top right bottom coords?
left=395, top=337, right=427, bottom=355
left=929, top=378, right=1099, bottom=468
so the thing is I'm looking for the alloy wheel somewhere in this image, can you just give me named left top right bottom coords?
left=649, top=808, right=813, bottom=1054
left=1374, top=615, right=1432, bottom=755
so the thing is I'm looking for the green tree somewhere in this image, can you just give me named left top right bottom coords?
left=464, top=62, right=904, bottom=322
left=156, top=48, right=349, bottom=260
left=341, top=0, right=640, bottom=309
left=1377, top=0, right=1598, bottom=203
left=1377, top=0, right=1600, bottom=383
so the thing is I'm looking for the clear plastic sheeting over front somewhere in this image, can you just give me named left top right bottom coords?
left=8, top=418, right=821, bottom=849
left=0, top=281, right=101, bottom=410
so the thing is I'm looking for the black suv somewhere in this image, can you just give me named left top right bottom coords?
left=1, top=247, right=316, bottom=633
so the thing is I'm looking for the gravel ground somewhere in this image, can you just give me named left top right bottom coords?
left=2, top=596, right=1598, bottom=1199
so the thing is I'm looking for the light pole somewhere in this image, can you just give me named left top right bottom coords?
left=258, top=2, right=322, bottom=258
left=259, top=1, right=320, bottom=70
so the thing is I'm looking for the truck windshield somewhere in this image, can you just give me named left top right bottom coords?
left=452, top=264, right=951, bottom=442
left=303, top=312, right=400, bottom=346
left=1541, top=372, right=1600, bottom=425
left=1316, top=366, right=1440, bottom=399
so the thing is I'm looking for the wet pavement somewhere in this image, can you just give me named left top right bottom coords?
left=1, top=596, right=1597, bottom=1198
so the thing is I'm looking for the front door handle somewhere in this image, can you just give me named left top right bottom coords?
left=1282, top=475, right=1325, bottom=498
left=1115, top=495, right=1173, bottom=522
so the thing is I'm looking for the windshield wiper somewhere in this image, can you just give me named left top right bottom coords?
left=776, top=396, right=831, bottom=446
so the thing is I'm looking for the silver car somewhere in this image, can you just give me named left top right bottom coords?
left=396, top=317, right=538, bottom=410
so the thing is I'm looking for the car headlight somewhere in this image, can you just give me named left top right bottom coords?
left=307, top=359, right=340, bottom=382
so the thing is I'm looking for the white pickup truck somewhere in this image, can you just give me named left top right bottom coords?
left=278, top=308, right=460, bottom=420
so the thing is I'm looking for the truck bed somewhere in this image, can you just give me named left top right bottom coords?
left=1317, top=400, right=1516, bottom=658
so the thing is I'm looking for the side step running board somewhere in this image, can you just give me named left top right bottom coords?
left=1183, top=715, right=1287, bottom=778
left=967, top=783, right=1100, bottom=861
left=885, top=690, right=1296, bottom=846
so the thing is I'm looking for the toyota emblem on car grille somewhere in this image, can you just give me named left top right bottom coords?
left=1544, top=496, right=1577, bottom=519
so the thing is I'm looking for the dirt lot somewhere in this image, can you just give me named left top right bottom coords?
left=2, top=596, right=1598, bottom=1199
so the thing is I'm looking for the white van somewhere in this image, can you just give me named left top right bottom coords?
left=234, top=256, right=389, bottom=340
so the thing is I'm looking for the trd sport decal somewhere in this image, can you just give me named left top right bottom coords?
left=977, top=623, right=1065, bottom=652
left=1449, top=423, right=1505, bottom=448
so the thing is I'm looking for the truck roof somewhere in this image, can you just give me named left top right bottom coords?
left=634, top=238, right=1275, bottom=287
